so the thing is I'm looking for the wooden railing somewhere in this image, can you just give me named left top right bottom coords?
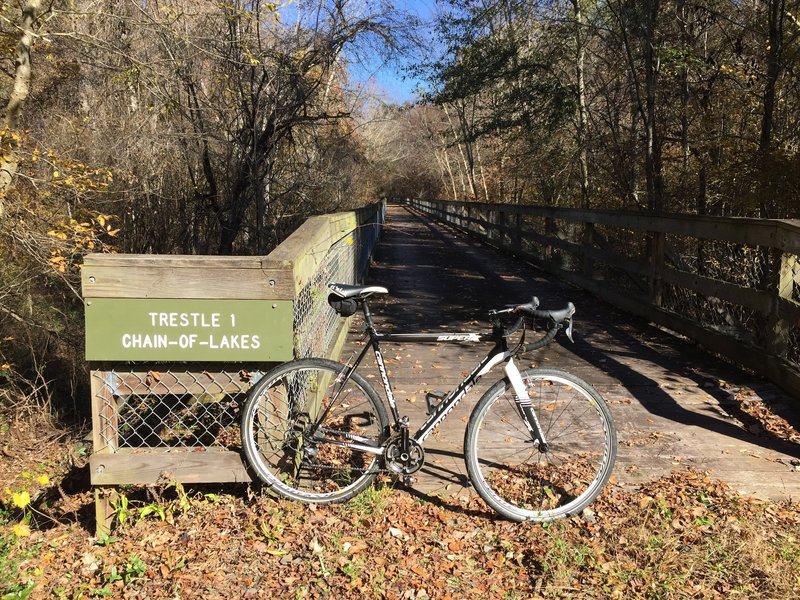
left=407, top=199, right=800, bottom=398
left=83, top=201, right=385, bottom=534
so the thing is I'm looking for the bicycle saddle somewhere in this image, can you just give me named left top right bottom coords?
left=328, top=282, right=389, bottom=299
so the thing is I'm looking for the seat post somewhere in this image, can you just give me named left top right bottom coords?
left=361, top=298, right=377, bottom=332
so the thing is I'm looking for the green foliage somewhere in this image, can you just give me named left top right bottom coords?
left=345, top=484, right=392, bottom=517
left=0, top=533, right=39, bottom=600
left=110, top=495, right=129, bottom=528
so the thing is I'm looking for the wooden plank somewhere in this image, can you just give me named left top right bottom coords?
left=657, top=266, right=773, bottom=315
left=82, top=201, right=384, bottom=299
left=90, top=450, right=252, bottom=485
left=82, top=265, right=293, bottom=299
left=83, top=254, right=271, bottom=268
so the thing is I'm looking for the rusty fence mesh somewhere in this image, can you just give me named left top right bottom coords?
left=91, top=204, right=385, bottom=453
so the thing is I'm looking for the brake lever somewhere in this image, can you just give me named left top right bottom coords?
left=563, top=316, right=574, bottom=343
left=514, top=296, right=540, bottom=314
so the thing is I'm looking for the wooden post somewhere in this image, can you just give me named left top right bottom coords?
left=648, top=231, right=666, bottom=307
left=91, top=371, right=118, bottom=537
left=581, top=222, right=594, bottom=279
left=767, top=252, right=798, bottom=357
left=512, top=213, right=522, bottom=253
left=544, top=217, right=559, bottom=268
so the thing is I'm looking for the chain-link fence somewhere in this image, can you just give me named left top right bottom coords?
left=409, top=199, right=800, bottom=397
left=88, top=202, right=385, bottom=457
left=293, top=204, right=384, bottom=359
left=91, top=368, right=250, bottom=453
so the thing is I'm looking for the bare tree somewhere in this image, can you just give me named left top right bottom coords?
left=0, top=0, right=44, bottom=220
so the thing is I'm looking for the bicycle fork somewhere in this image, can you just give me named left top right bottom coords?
left=505, top=358, right=549, bottom=452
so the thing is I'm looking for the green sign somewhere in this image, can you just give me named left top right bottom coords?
left=85, top=298, right=294, bottom=361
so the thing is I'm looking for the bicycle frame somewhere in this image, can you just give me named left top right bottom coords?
left=331, top=299, right=546, bottom=448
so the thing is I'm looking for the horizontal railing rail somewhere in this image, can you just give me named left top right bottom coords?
left=407, top=199, right=800, bottom=399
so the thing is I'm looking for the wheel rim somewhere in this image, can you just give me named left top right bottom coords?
left=247, top=366, right=384, bottom=500
left=472, top=373, right=613, bottom=520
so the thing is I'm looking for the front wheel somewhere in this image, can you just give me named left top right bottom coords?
left=465, top=368, right=616, bottom=522
left=241, top=358, right=389, bottom=503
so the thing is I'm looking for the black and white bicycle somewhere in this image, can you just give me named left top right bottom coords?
left=240, top=283, right=617, bottom=522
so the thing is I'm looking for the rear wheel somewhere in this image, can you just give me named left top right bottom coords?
left=465, top=368, right=616, bottom=521
left=241, top=358, right=389, bottom=503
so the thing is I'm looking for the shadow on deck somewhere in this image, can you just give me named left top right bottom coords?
left=342, top=203, right=800, bottom=502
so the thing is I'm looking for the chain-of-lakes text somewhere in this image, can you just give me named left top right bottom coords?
left=121, top=312, right=261, bottom=350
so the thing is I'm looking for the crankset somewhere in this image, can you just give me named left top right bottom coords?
left=383, top=435, right=425, bottom=475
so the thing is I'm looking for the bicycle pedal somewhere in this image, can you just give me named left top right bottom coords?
left=425, top=390, right=446, bottom=415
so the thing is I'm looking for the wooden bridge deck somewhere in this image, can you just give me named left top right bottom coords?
left=343, top=203, right=800, bottom=502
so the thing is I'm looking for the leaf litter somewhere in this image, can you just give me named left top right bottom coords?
left=2, top=406, right=800, bottom=599
left=2, top=467, right=799, bottom=599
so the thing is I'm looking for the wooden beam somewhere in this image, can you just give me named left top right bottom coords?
left=90, top=450, right=252, bottom=485
left=414, top=200, right=800, bottom=253
left=82, top=262, right=293, bottom=300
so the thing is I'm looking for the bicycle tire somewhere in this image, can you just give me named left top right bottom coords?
left=241, top=357, right=389, bottom=503
left=465, top=367, right=616, bottom=522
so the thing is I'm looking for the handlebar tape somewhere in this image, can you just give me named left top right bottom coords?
left=515, top=302, right=575, bottom=324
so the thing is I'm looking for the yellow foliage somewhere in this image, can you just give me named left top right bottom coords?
left=45, top=210, right=121, bottom=274
left=12, top=490, right=31, bottom=509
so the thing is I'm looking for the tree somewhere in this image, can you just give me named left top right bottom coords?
left=0, top=0, right=44, bottom=220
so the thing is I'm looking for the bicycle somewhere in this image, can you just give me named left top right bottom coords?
left=240, top=282, right=617, bottom=522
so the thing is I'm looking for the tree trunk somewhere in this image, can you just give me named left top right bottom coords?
left=758, top=0, right=785, bottom=218
left=0, top=0, right=43, bottom=220
left=572, top=0, right=591, bottom=210
left=643, top=0, right=664, bottom=212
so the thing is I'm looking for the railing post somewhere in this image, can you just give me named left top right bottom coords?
left=512, top=212, right=522, bottom=253
left=91, top=372, right=117, bottom=537
left=767, top=251, right=798, bottom=357
left=544, top=216, right=559, bottom=268
left=648, top=231, right=666, bottom=306
left=581, top=222, right=594, bottom=279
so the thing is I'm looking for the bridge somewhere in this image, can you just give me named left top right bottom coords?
left=82, top=199, right=800, bottom=533
left=342, top=203, right=800, bottom=501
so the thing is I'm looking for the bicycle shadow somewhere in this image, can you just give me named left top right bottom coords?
left=397, top=447, right=500, bottom=520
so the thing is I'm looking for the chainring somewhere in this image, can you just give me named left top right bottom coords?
left=383, top=437, right=425, bottom=475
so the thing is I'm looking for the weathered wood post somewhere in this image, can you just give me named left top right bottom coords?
left=767, top=252, right=799, bottom=358
left=648, top=231, right=666, bottom=307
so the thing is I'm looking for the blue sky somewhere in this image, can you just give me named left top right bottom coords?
left=277, top=0, right=443, bottom=104
left=362, top=0, right=441, bottom=103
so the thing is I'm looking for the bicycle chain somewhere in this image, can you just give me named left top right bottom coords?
left=294, top=431, right=409, bottom=476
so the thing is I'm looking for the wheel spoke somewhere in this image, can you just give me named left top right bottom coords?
left=241, top=359, right=388, bottom=503
left=466, top=368, right=616, bottom=522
